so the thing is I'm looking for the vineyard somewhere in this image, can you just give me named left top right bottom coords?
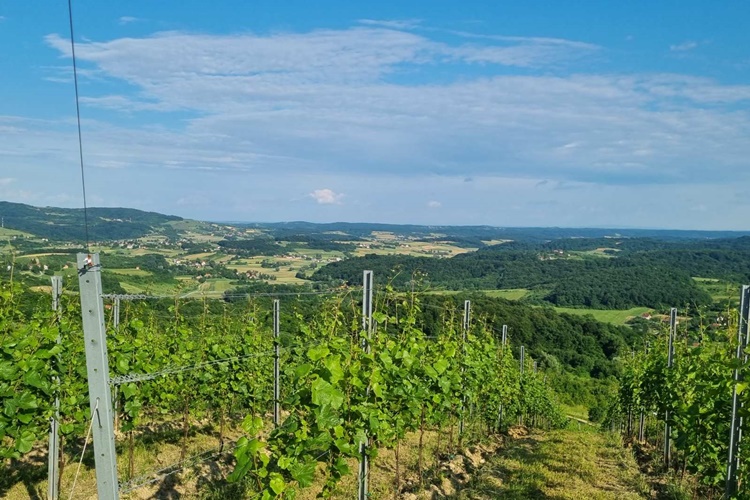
left=0, top=255, right=566, bottom=499
left=611, top=289, right=750, bottom=499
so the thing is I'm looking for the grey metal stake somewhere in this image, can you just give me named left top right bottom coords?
left=358, top=271, right=374, bottom=500
left=112, top=295, right=121, bottom=432
left=664, top=307, right=676, bottom=469
left=727, top=285, right=750, bottom=496
left=459, top=300, right=470, bottom=439
left=639, top=342, right=648, bottom=443
left=497, top=325, right=508, bottom=431
left=77, top=254, right=119, bottom=500
left=47, top=276, right=63, bottom=500
left=519, top=346, right=525, bottom=426
left=273, top=299, right=281, bottom=427
left=113, top=296, right=120, bottom=330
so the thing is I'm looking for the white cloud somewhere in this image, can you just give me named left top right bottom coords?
left=358, top=19, right=421, bottom=30
left=310, top=189, right=344, bottom=205
left=670, top=41, right=699, bottom=52
left=118, top=16, right=140, bottom=25
left=427, top=200, right=442, bottom=208
left=14, top=24, right=750, bottom=212
left=0, top=178, right=15, bottom=186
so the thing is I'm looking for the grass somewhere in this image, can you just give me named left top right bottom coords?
left=481, top=239, right=511, bottom=246
left=183, top=252, right=218, bottom=261
left=693, top=277, right=739, bottom=303
left=481, top=289, right=530, bottom=300
left=460, top=428, right=649, bottom=499
left=119, top=280, right=187, bottom=296
left=353, top=237, right=475, bottom=258
left=421, top=289, right=530, bottom=301
left=0, top=227, right=32, bottom=238
left=573, top=248, right=620, bottom=259
left=108, top=268, right=153, bottom=277
left=560, top=403, right=590, bottom=422
left=553, top=306, right=652, bottom=325
left=1, top=419, right=247, bottom=500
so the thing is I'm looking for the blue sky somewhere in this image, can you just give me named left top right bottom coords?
left=1, top=1, right=750, bottom=229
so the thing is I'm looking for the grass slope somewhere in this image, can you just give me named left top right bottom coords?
left=553, top=306, right=652, bottom=325
left=462, top=428, right=649, bottom=499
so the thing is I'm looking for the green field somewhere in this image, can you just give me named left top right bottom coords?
left=552, top=306, right=652, bottom=325
left=108, top=268, right=153, bottom=277
left=0, top=227, right=32, bottom=238
left=119, top=280, right=187, bottom=296
left=481, top=288, right=531, bottom=300
left=694, top=277, right=738, bottom=302
left=422, top=289, right=530, bottom=301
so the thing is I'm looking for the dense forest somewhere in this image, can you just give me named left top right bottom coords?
left=311, top=254, right=708, bottom=309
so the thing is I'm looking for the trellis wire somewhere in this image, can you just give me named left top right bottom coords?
left=119, top=439, right=241, bottom=494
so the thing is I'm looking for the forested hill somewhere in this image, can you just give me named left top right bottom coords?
left=0, top=201, right=182, bottom=241
left=310, top=237, right=750, bottom=309
left=419, top=294, right=638, bottom=379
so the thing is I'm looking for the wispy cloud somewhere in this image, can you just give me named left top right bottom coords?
left=670, top=40, right=699, bottom=52
left=118, top=16, right=141, bottom=25
left=358, top=19, right=421, bottom=30
left=427, top=200, right=442, bottom=208
left=26, top=26, right=750, bottom=192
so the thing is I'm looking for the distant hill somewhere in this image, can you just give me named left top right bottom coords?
left=240, top=221, right=750, bottom=245
left=0, top=201, right=183, bottom=241
left=3, top=199, right=750, bottom=244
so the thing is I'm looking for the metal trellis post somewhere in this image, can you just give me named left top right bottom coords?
left=639, top=342, right=648, bottom=443
left=727, top=285, right=750, bottom=496
left=113, top=295, right=120, bottom=330
left=77, top=253, right=119, bottom=500
left=273, top=299, right=281, bottom=427
left=358, top=270, right=374, bottom=500
left=459, top=300, right=470, bottom=440
left=497, top=324, right=508, bottom=431
left=519, top=346, right=525, bottom=426
left=664, top=307, right=676, bottom=469
left=47, top=276, right=63, bottom=500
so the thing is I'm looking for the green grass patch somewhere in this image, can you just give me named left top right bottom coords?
left=693, top=277, right=738, bottom=303
left=553, top=306, right=652, bottom=325
left=420, top=289, right=530, bottom=301
left=464, top=429, right=649, bottom=499
left=107, top=268, right=153, bottom=277
left=560, top=403, right=590, bottom=422
left=481, top=288, right=530, bottom=300
left=0, top=227, right=33, bottom=238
